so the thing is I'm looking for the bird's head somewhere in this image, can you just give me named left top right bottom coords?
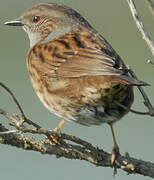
left=4, top=3, right=90, bottom=47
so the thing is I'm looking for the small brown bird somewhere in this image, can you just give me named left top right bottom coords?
left=5, top=3, right=147, bottom=163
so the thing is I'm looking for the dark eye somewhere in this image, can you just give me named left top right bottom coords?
left=33, top=16, right=40, bottom=23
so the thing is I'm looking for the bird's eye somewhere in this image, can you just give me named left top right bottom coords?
left=33, top=16, right=40, bottom=23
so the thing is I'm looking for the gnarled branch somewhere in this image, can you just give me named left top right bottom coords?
left=0, top=110, right=154, bottom=178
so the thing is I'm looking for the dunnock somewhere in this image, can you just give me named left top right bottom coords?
left=5, top=3, right=148, bottom=163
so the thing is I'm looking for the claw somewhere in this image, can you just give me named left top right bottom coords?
left=111, top=145, right=120, bottom=164
left=49, top=119, right=66, bottom=143
left=110, top=144, right=120, bottom=176
left=50, top=134, right=65, bottom=144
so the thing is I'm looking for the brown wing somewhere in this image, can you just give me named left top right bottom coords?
left=56, top=48, right=123, bottom=78
left=29, top=45, right=122, bottom=76
left=28, top=42, right=148, bottom=86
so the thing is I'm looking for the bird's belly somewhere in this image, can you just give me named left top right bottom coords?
left=35, top=89, right=120, bottom=125
left=29, top=72, right=134, bottom=126
left=73, top=105, right=120, bottom=126
left=33, top=84, right=133, bottom=127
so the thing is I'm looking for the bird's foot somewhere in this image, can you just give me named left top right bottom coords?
left=111, top=145, right=120, bottom=164
left=49, top=131, right=65, bottom=144
left=111, top=145, right=120, bottom=176
left=49, top=120, right=66, bottom=143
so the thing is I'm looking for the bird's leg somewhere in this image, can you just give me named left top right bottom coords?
left=54, top=119, right=66, bottom=132
left=109, top=124, right=120, bottom=164
left=50, top=119, right=66, bottom=143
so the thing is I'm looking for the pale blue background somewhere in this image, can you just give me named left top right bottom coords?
left=0, top=0, right=154, bottom=179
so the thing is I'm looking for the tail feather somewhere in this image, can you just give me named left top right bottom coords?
left=116, top=75, right=149, bottom=86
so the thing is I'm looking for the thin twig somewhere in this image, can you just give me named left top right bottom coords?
left=23, top=117, right=41, bottom=129
left=0, top=82, right=41, bottom=129
left=0, top=82, right=25, bottom=118
left=127, top=0, right=154, bottom=56
left=0, top=108, right=23, bottom=127
left=126, top=1, right=154, bottom=114
left=148, top=59, right=154, bottom=66
left=128, top=68, right=154, bottom=116
left=0, top=129, right=19, bottom=135
left=146, top=0, right=154, bottom=15
left=115, top=101, right=149, bottom=115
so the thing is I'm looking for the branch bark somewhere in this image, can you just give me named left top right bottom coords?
left=146, top=0, right=154, bottom=15
left=0, top=112, right=154, bottom=178
left=127, top=0, right=154, bottom=57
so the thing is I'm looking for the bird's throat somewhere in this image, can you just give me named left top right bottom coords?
left=23, top=26, right=41, bottom=48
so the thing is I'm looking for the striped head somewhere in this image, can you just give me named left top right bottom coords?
left=4, top=3, right=92, bottom=48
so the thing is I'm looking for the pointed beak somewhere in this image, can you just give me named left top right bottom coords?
left=4, top=19, right=24, bottom=26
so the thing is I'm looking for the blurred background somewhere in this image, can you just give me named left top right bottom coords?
left=0, top=0, right=154, bottom=179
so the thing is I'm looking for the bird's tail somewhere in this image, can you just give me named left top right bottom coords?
left=114, top=75, right=149, bottom=86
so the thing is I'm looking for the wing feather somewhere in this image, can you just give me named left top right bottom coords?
left=55, top=47, right=123, bottom=78
left=29, top=45, right=148, bottom=86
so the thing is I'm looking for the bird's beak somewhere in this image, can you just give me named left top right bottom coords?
left=4, top=18, right=24, bottom=26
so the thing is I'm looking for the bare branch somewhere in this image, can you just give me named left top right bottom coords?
left=0, top=82, right=25, bottom=118
left=127, top=0, right=154, bottom=56
left=126, top=1, right=154, bottom=114
left=128, top=68, right=154, bottom=116
left=0, top=82, right=41, bottom=129
left=115, top=101, right=149, bottom=115
left=146, top=0, right=154, bottom=15
left=0, top=119, right=154, bottom=178
left=148, top=59, right=154, bottom=66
